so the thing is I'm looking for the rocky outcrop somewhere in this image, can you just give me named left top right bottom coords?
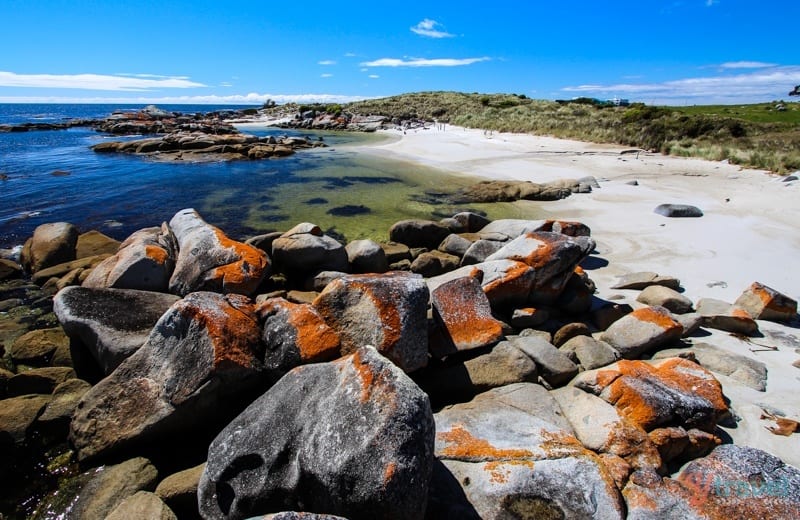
left=54, top=286, right=180, bottom=375
left=313, top=272, right=429, bottom=373
left=198, top=346, right=434, bottom=520
left=456, top=179, right=592, bottom=203
left=169, top=209, right=269, bottom=296
left=70, top=292, right=266, bottom=462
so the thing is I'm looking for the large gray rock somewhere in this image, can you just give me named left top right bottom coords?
left=559, top=335, right=619, bottom=370
left=21, top=222, right=79, bottom=273
left=637, top=285, right=694, bottom=314
left=451, top=212, right=491, bottom=233
left=198, top=346, right=434, bottom=520
left=70, top=292, right=266, bottom=462
left=510, top=335, right=578, bottom=387
left=600, top=306, right=684, bottom=359
left=169, top=208, right=270, bottom=296
left=54, top=286, right=180, bottom=375
left=83, top=226, right=175, bottom=292
left=345, top=239, right=388, bottom=273
left=460, top=238, right=505, bottom=266
left=653, top=342, right=768, bottom=392
left=437, top=233, right=473, bottom=258
left=430, top=383, right=624, bottom=519
left=313, top=273, right=429, bottom=373
left=476, top=218, right=549, bottom=239
left=388, top=219, right=451, bottom=250
left=610, top=271, right=681, bottom=291
left=272, top=222, right=349, bottom=277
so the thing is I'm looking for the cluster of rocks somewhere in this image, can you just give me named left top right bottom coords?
left=455, top=177, right=598, bottom=203
left=1, top=208, right=799, bottom=519
left=0, top=120, right=96, bottom=133
left=92, top=132, right=325, bottom=162
left=273, top=112, right=392, bottom=132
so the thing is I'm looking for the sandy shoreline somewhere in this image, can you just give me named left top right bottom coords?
left=358, top=125, right=800, bottom=467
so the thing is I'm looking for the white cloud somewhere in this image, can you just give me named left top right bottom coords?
left=321, top=73, right=333, bottom=78
left=344, top=52, right=357, bottom=57
left=368, top=74, right=379, bottom=79
left=318, top=60, right=337, bottom=66
left=562, top=66, right=800, bottom=104
left=719, top=61, right=776, bottom=69
left=706, top=0, right=718, bottom=6
left=0, top=71, right=205, bottom=91
left=220, top=82, right=233, bottom=87
left=0, top=92, right=376, bottom=105
left=361, top=57, right=489, bottom=67
left=411, top=19, right=454, bottom=38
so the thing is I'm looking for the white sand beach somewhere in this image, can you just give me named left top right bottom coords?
left=360, top=125, right=800, bottom=468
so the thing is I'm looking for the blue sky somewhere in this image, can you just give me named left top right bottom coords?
left=1, top=0, right=798, bottom=105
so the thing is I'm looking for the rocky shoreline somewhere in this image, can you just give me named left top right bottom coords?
left=1, top=204, right=799, bottom=519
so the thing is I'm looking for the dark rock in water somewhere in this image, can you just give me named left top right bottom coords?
left=654, top=204, right=704, bottom=218
left=69, top=292, right=266, bottom=463
left=21, top=222, right=79, bottom=274
left=50, top=170, right=70, bottom=177
left=305, top=197, right=329, bottom=205
left=198, top=346, right=435, bottom=520
left=54, top=286, right=180, bottom=376
left=313, top=272, right=429, bottom=373
left=326, top=204, right=371, bottom=216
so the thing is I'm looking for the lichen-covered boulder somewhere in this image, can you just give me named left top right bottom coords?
left=169, top=209, right=269, bottom=296
left=429, top=383, right=625, bottom=519
left=198, top=346, right=435, bottom=520
left=257, top=297, right=341, bottom=377
left=653, top=342, right=768, bottom=392
left=428, top=260, right=536, bottom=309
left=695, top=298, right=759, bottom=335
left=54, top=286, right=180, bottom=375
left=573, top=358, right=730, bottom=433
left=734, top=281, right=797, bottom=322
left=21, top=222, right=79, bottom=273
left=271, top=222, right=349, bottom=278
left=70, top=292, right=266, bottom=462
left=313, top=272, right=429, bottom=373
left=83, top=226, right=175, bottom=292
left=611, top=272, right=681, bottom=291
left=429, top=274, right=504, bottom=358
left=600, top=306, right=684, bottom=359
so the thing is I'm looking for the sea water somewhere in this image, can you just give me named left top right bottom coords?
left=0, top=104, right=531, bottom=248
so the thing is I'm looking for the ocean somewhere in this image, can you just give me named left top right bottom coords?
left=0, top=104, right=521, bottom=249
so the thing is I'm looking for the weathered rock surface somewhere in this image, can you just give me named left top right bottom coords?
left=654, top=342, right=768, bottom=391
left=8, top=327, right=69, bottom=366
left=0, top=394, right=51, bottom=445
left=410, top=250, right=460, bottom=277
left=105, top=491, right=177, bottom=520
left=600, top=306, right=684, bottom=359
left=198, top=346, right=434, bottom=520
left=54, top=286, right=180, bottom=375
left=36, top=378, right=91, bottom=438
left=313, top=273, right=429, bottom=373
left=430, top=383, right=625, bottom=519
left=271, top=223, right=348, bottom=277
left=460, top=238, right=505, bottom=265
left=70, top=292, right=265, bottom=462
left=0, top=258, right=23, bottom=281
left=257, top=297, right=341, bottom=377
left=83, top=226, right=175, bottom=292
left=510, top=335, right=579, bottom=387
left=636, top=285, right=694, bottom=314
left=76, top=230, right=121, bottom=259
left=155, top=463, right=205, bottom=520
left=560, top=335, right=620, bottom=370
left=21, top=222, right=79, bottom=273
left=169, top=209, right=269, bottom=296
left=654, top=204, right=703, bottom=218
left=345, top=239, right=388, bottom=273
left=457, top=179, right=577, bottom=203
left=427, top=260, right=536, bottom=308
left=7, top=366, right=75, bottom=396
left=388, top=219, right=451, bottom=250
left=574, top=358, right=729, bottom=432
left=734, top=281, right=797, bottom=322
left=696, top=297, right=759, bottom=335
left=430, top=274, right=505, bottom=358
left=611, top=272, right=681, bottom=291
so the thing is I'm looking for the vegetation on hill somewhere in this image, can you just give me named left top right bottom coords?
left=344, top=92, right=800, bottom=173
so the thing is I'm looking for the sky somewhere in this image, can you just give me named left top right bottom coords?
left=1, top=0, right=798, bottom=105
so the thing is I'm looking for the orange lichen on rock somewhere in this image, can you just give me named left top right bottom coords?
left=631, top=306, right=682, bottom=332
left=383, top=461, right=397, bottom=485
left=181, top=294, right=260, bottom=372
left=144, top=244, right=169, bottom=264
left=344, top=348, right=396, bottom=404
left=285, top=304, right=340, bottom=363
left=437, top=424, right=534, bottom=461
left=482, top=261, right=534, bottom=300
left=483, top=460, right=535, bottom=484
left=210, top=227, right=269, bottom=294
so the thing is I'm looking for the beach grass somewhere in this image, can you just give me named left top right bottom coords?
left=342, top=92, right=800, bottom=173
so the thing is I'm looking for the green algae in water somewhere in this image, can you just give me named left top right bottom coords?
left=220, top=148, right=543, bottom=242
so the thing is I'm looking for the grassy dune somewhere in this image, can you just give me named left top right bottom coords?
left=343, top=92, right=800, bottom=173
